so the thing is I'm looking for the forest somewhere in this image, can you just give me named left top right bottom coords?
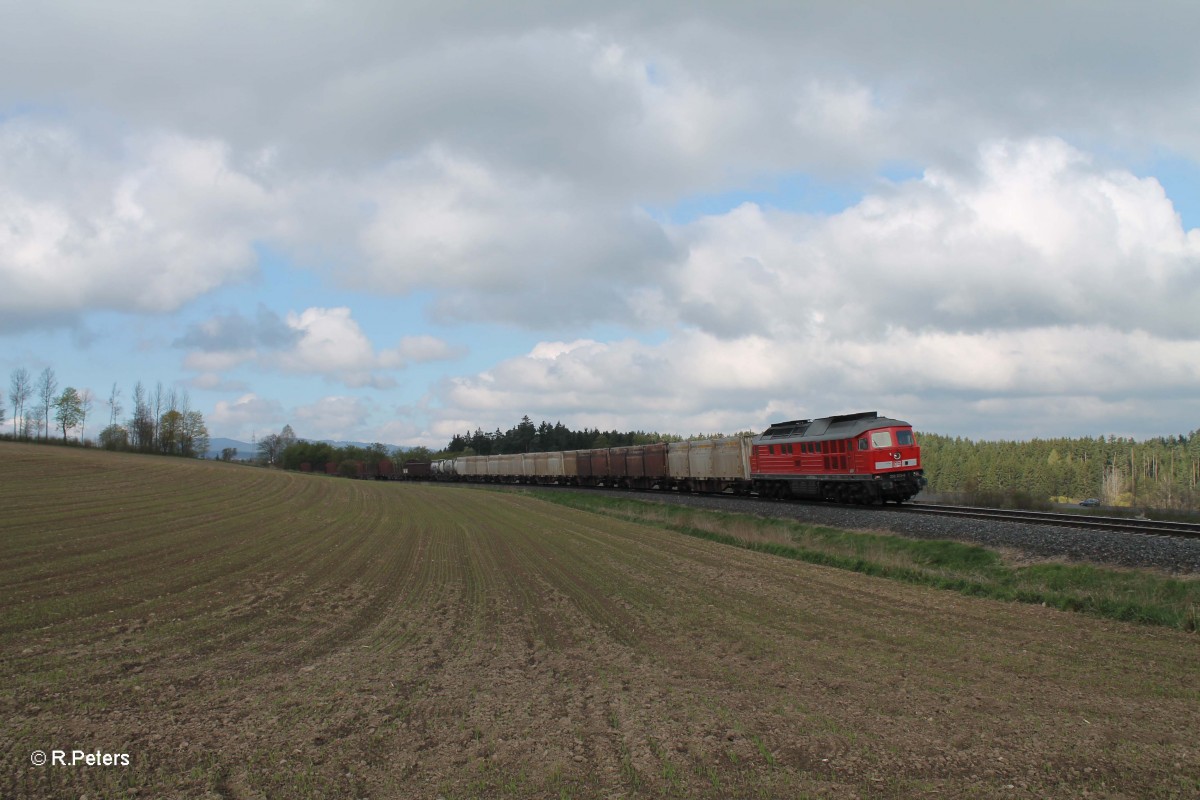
left=917, top=430, right=1200, bottom=510
left=443, top=416, right=682, bottom=456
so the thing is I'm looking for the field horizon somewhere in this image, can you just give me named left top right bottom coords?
left=2, top=443, right=1197, bottom=798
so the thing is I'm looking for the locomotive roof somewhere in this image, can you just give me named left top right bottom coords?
left=752, top=411, right=912, bottom=444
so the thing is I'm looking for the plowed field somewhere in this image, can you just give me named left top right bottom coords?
left=1, top=444, right=1197, bottom=799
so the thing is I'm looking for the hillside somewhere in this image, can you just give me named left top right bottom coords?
left=2, top=444, right=1196, bottom=798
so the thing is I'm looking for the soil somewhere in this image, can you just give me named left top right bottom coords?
left=2, top=446, right=1197, bottom=798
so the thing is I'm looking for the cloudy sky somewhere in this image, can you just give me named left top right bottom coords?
left=3, top=1, right=1199, bottom=447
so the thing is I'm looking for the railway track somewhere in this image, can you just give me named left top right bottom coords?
left=481, top=482, right=1200, bottom=541
left=901, top=502, right=1200, bottom=538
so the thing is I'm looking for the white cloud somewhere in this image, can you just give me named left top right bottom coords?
left=176, top=306, right=463, bottom=389
left=6, top=9, right=1198, bottom=337
left=347, top=147, right=677, bottom=327
left=188, top=372, right=249, bottom=392
left=0, top=122, right=277, bottom=329
left=279, top=307, right=382, bottom=386
left=665, top=137, right=1200, bottom=341
left=293, top=395, right=372, bottom=441
left=209, top=393, right=284, bottom=431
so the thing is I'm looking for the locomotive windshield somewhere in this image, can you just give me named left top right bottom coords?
left=870, top=431, right=892, bottom=448
left=897, top=430, right=914, bottom=446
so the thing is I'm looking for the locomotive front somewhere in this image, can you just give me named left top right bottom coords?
left=859, top=419, right=925, bottom=502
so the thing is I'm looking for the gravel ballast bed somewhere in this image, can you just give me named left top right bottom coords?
left=520, top=487, right=1200, bottom=574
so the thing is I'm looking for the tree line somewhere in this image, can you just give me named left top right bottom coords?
left=253, top=424, right=421, bottom=476
left=4, top=366, right=210, bottom=459
left=246, top=423, right=396, bottom=472
left=444, top=416, right=682, bottom=456
left=250, top=417, right=684, bottom=476
left=918, top=430, right=1200, bottom=510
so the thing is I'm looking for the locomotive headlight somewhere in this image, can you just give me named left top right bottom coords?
left=892, top=451, right=901, bottom=460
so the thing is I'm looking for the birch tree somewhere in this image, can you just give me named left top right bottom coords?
left=79, top=388, right=94, bottom=442
left=36, top=367, right=57, bottom=440
left=107, top=382, right=123, bottom=427
left=9, top=368, right=31, bottom=437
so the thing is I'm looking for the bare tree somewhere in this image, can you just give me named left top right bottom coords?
left=1102, top=465, right=1125, bottom=505
left=257, top=433, right=284, bottom=466
left=157, top=386, right=181, bottom=453
left=9, top=368, right=31, bottom=437
left=151, top=382, right=164, bottom=452
left=129, top=381, right=154, bottom=452
left=36, top=367, right=58, bottom=441
left=107, top=382, right=123, bottom=427
left=79, top=388, right=94, bottom=442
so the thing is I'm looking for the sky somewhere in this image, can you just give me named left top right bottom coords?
left=2, top=1, right=1199, bottom=447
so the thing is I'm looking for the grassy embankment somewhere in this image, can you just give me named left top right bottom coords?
left=534, top=490, right=1200, bottom=631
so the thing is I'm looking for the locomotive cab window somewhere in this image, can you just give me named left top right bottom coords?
left=897, top=430, right=914, bottom=446
left=870, top=431, right=892, bottom=448
left=858, top=438, right=868, bottom=450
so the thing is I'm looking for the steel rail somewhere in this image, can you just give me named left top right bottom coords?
left=900, top=503, right=1200, bottom=538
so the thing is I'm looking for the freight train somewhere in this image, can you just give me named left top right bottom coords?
left=407, top=411, right=924, bottom=504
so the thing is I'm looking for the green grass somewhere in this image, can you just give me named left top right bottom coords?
left=533, top=491, right=1200, bottom=631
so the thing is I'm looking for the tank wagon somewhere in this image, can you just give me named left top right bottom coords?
left=420, top=411, right=924, bottom=504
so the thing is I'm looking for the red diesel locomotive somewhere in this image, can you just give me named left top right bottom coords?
left=750, top=411, right=924, bottom=503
